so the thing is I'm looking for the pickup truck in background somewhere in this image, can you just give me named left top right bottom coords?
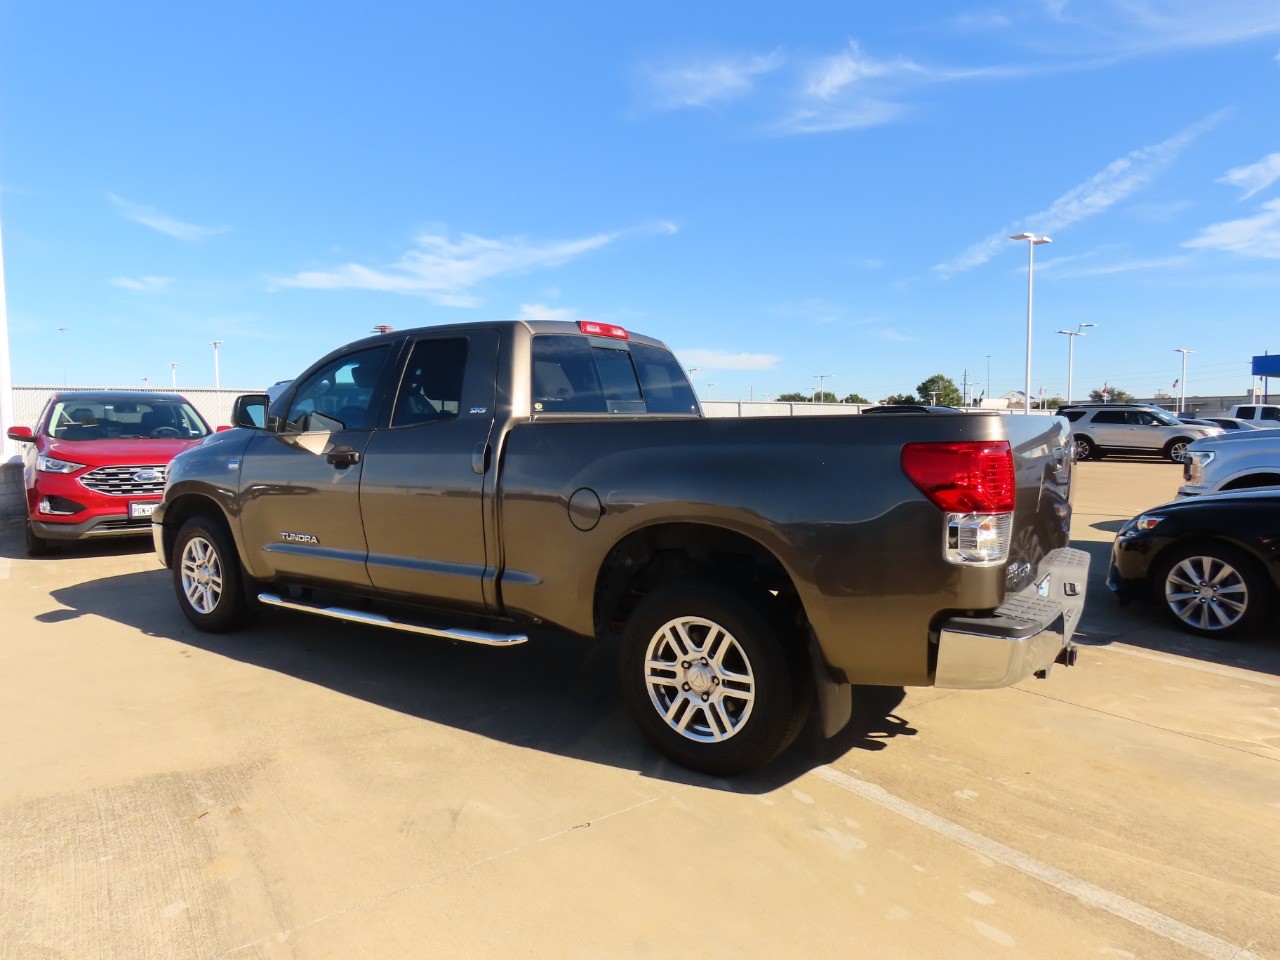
left=153, top=320, right=1088, bottom=775
left=1180, top=430, right=1280, bottom=497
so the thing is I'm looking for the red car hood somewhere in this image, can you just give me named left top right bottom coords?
left=43, top=437, right=205, bottom=466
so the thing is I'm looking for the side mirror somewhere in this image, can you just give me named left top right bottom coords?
left=6, top=426, right=34, bottom=442
left=231, top=394, right=270, bottom=429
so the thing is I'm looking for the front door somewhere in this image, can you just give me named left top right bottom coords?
left=360, top=330, right=499, bottom=613
left=237, top=344, right=395, bottom=589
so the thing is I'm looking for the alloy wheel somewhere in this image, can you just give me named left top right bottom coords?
left=643, top=616, right=756, bottom=743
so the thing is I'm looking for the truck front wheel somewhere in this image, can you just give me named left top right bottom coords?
left=618, top=582, right=810, bottom=776
left=172, top=516, right=257, bottom=633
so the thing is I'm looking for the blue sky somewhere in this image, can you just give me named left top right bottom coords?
left=1, top=1, right=1278, bottom=403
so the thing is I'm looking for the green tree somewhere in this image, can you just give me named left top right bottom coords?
left=842, top=392, right=870, bottom=404
left=915, top=374, right=963, bottom=407
left=1089, top=386, right=1135, bottom=403
left=883, top=392, right=919, bottom=405
left=776, top=391, right=812, bottom=402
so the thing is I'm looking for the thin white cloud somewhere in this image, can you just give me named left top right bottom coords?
left=803, top=42, right=924, bottom=101
left=1184, top=198, right=1280, bottom=259
left=280, top=222, right=677, bottom=304
left=641, top=52, right=783, bottom=110
left=1041, top=254, right=1195, bottom=278
left=509, top=303, right=578, bottom=323
left=109, top=275, right=175, bottom=293
left=933, top=112, right=1224, bottom=277
left=108, top=194, right=229, bottom=242
left=1218, top=152, right=1280, bottom=199
left=676, top=349, right=779, bottom=371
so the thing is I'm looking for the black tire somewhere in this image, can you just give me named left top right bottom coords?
left=25, top=521, right=54, bottom=557
left=1153, top=542, right=1269, bottom=639
left=618, top=581, right=812, bottom=776
left=1073, top=435, right=1099, bottom=460
left=172, top=515, right=257, bottom=632
left=1162, top=437, right=1193, bottom=463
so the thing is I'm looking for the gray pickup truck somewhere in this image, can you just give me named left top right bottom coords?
left=153, top=319, right=1088, bottom=774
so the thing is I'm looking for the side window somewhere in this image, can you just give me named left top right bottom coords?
left=1060, top=410, right=1086, bottom=422
left=392, top=339, right=469, bottom=427
left=1237, top=407, right=1256, bottom=419
left=531, top=336, right=607, bottom=413
left=1262, top=406, right=1280, bottom=422
left=1092, top=410, right=1126, bottom=424
left=284, top=345, right=392, bottom=432
left=630, top=342, right=699, bottom=414
left=1129, top=411, right=1159, bottom=425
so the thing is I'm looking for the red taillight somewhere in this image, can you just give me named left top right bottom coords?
left=901, top=441, right=1015, bottom=513
left=578, top=320, right=629, bottom=340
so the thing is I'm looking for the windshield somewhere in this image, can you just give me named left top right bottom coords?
left=45, top=398, right=211, bottom=440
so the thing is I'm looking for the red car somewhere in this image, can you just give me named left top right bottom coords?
left=7, top=391, right=212, bottom=555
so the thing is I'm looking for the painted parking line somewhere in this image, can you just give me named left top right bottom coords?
left=0, top=557, right=9, bottom=580
left=811, top=765, right=1261, bottom=960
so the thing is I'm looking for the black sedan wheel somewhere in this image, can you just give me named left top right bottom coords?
left=1155, top=544, right=1269, bottom=638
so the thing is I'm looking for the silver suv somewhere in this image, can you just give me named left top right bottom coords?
left=1058, top=404, right=1223, bottom=462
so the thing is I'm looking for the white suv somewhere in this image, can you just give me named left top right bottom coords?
left=1059, top=404, right=1223, bottom=462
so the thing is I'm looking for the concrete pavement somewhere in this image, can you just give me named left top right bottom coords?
left=0, top=459, right=1276, bottom=959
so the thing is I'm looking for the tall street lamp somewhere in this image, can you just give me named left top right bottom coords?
left=170, top=362, right=178, bottom=388
left=1010, top=233, right=1052, bottom=414
left=813, top=373, right=832, bottom=403
left=1055, top=322, right=1097, bottom=405
left=705, top=383, right=715, bottom=400
left=1174, top=348, right=1193, bottom=413
left=211, top=340, right=223, bottom=390
left=58, top=327, right=69, bottom=385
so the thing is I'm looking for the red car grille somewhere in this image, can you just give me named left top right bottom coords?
left=78, top=465, right=168, bottom=497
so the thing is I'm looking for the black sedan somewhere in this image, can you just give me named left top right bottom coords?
left=1109, top=490, right=1280, bottom=638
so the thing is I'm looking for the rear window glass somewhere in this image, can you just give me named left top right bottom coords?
left=531, top=335, right=697, bottom=415
left=1060, top=410, right=1086, bottom=422
left=1091, top=410, right=1126, bottom=424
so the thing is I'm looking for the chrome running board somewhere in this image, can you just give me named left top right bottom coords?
left=257, top=593, right=528, bottom=646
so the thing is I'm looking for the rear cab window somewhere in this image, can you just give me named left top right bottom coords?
left=530, top=335, right=698, bottom=416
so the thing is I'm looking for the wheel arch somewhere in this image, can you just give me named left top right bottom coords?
left=592, top=521, right=808, bottom=643
left=158, top=493, right=235, bottom=569
left=1220, top=472, right=1280, bottom=492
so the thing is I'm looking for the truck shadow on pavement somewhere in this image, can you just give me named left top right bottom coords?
left=48, top=568, right=915, bottom=792
left=1071, top=539, right=1280, bottom=678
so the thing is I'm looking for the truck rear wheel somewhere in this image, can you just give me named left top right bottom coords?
left=172, top=516, right=257, bottom=633
left=618, top=581, right=810, bottom=776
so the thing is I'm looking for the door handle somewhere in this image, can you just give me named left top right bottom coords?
left=472, top=442, right=491, bottom=475
left=327, top=449, right=362, bottom=468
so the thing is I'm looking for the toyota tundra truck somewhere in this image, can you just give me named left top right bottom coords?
left=152, top=319, right=1088, bottom=775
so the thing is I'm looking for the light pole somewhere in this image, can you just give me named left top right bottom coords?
left=1010, top=233, right=1052, bottom=414
left=1174, top=348, right=1193, bottom=413
left=813, top=373, right=832, bottom=403
left=706, top=383, right=715, bottom=400
left=58, top=327, right=68, bottom=385
left=211, top=340, right=223, bottom=390
left=170, top=362, right=178, bottom=388
left=1055, top=323, right=1097, bottom=405
left=985, top=354, right=991, bottom=404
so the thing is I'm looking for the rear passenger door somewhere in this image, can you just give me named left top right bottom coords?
left=359, top=330, right=499, bottom=613
left=1088, top=410, right=1130, bottom=447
